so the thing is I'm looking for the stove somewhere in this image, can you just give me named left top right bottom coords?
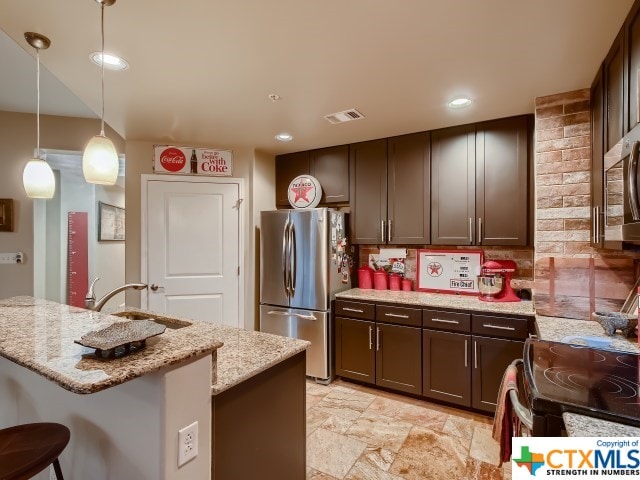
left=523, top=338, right=640, bottom=435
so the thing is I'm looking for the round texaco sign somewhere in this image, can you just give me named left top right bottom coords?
left=288, top=175, right=322, bottom=209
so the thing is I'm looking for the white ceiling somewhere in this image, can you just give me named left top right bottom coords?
left=0, top=0, right=634, bottom=155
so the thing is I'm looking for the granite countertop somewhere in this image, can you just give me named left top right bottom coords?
left=0, top=296, right=223, bottom=394
left=336, top=288, right=535, bottom=316
left=536, top=314, right=640, bottom=437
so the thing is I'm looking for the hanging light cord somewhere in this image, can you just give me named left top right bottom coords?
left=35, top=47, right=40, bottom=158
left=100, top=1, right=106, bottom=136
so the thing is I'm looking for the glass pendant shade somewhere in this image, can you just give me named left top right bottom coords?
left=23, top=158, right=55, bottom=199
left=82, top=134, right=119, bottom=185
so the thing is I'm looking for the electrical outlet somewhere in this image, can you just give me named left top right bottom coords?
left=178, top=421, right=198, bottom=467
left=0, top=252, right=23, bottom=264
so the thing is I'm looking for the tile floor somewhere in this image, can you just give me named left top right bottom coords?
left=306, top=379, right=511, bottom=480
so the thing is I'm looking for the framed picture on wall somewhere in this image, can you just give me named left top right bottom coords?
left=0, top=199, right=14, bottom=232
left=98, top=202, right=125, bottom=241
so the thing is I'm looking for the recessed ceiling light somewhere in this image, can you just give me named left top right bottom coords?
left=89, top=52, right=129, bottom=71
left=448, top=97, right=472, bottom=109
left=268, top=93, right=281, bottom=102
left=275, top=133, right=293, bottom=142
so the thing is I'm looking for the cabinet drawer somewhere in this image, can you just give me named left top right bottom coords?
left=422, top=309, right=471, bottom=333
left=471, top=314, right=530, bottom=340
left=376, top=305, right=422, bottom=327
left=335, top=300, right=375, bottom=320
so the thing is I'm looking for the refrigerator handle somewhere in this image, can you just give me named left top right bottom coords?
left=282, top=221, right=290, bottom=299
left=290, top=222, right=297, bottom=296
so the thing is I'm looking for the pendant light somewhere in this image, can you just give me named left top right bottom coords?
left=22, top=32, right=55, bottom=199
left=83, top=0, right=119, bottom=185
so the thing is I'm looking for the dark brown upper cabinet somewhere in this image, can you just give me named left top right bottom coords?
left=626, top=2, right=640, bottom=133
left=349, top=139, right=389, bottom=244
left=310, top=145, right=349, bottom=204
left=605, top=27, right=625, bottom=148
left=350, top=133, right=431, bottom=245
left=431, top=117, right=530, bottom=246
left=275, top=151, right=310, bottom=207
left=275, top=146, right=349, bottom=207
left=591, top=66, right=606, bottom=248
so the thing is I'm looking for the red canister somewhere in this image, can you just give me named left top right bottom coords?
left=373, top=271, right=389, bottom=290
left=389, top=274, right=402, bottom=291
left=358, top=266, right=374, bottom=289
left=402, top=279, right=413, bottom=291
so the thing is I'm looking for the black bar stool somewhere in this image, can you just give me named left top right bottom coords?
left=0, top=423, right=70, bottom=480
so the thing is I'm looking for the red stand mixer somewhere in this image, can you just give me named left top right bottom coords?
left=477, top=260, right=520, bottom=302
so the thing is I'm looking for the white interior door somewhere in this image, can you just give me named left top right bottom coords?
left=144, top=179, right=240, bottom=327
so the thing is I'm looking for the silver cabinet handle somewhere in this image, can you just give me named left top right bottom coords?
left=388, top=220, right=392, bottom=243
left=267, top=310, right=316, bottom=321
left=482, top=323, right=515, bottom=331
left=592, top=206, right=597, bottom=244
left=343, top=307, right=364, bottom=313
left=376, top=327, right=381, bottom=351
left=282, top=221, right=289, bottom=297
left=290, top=222, right=297, bottom=296
left=474, top=340, right=478, bottom=369
left=381, top=220, right=386, bottom=243
left=384, top=313, right=409, bottom=319
left=478, top=217, right=482, bottom=244
left=369, top=326, right=373, bottom=350
left=464, top=339, right=468, bottom=367
left=432, top=318, right=459, bottom=324
left=595, top=205, right=600, bottom=243
left=468, top=217, right=473, bottom=244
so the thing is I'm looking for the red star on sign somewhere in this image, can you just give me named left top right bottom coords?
left=291, top=185, right=314, bottom=202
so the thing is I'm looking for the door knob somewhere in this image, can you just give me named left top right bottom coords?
left=150, top=284, right=161, bottom=291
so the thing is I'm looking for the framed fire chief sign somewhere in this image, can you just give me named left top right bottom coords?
left=153, top=145, right=233, bottom=176
left=417, top=249, right=483, bottom=295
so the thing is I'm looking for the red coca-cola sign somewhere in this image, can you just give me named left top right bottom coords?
left=159, top=147, right=186, bottom=172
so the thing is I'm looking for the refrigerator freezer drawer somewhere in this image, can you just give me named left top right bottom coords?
left=260, top=305, right=330, bottom=380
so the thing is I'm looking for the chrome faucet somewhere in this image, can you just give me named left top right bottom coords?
left=85, top=277, right=148, bottom=312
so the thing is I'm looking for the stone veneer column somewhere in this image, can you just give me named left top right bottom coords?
left=534, top=89, right=592, bottom=260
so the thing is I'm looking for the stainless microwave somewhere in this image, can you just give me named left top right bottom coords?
left=605, top=124, right=640, bottom=242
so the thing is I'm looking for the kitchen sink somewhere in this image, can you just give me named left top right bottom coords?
left=111, top=311, right=192, bottom=330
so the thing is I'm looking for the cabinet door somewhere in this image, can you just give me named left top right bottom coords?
left=476, top=116, right=529, bottom=246
left=605, top=28, right=624, bottom=150
left=275, top=152, right=310, bottom=207
left=387, top=132, right=430, bottom=244
left=431, top=125, right=476, bottom=245
left=310, top=145, right=349, bottom=204
left=471, top=336, right=524, bottom=413
left=592, top=66, right=605, bottom=248
left=422, top=329, right=471, bottom=407
left=627, top=3, right=640, bottom=133
left=375, top=323, right=421, bottom=395
left=335, top=317, right=375, bottom=384
left=349, top=139, right=388, bottom=244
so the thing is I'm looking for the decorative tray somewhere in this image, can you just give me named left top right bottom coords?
left=75, top=320, right=166, bottom=357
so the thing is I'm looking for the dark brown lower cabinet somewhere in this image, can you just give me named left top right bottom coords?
left=335, top=316, right=375, bottom=384
left=422, top=329, right=471, bottom=407
left=471, top=336, right=525, bottom=413
left=376, top=323, right=422, bottom=395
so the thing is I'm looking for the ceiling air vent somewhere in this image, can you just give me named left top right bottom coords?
left=324, top=108, right=365, bottom=124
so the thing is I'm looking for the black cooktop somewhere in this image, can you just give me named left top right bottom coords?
left=524, top=338, right=640, bottom=427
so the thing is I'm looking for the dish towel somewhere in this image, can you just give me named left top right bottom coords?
left=492, top=363, right=521, bottom=466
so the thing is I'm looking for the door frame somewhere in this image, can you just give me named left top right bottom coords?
left=140, top=173, right=245, bottom=327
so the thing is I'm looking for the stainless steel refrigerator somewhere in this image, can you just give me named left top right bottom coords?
left=260, top=208, right=350, bottom=382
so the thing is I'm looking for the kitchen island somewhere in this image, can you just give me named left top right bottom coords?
left=0, top=297, right=308, bottom=480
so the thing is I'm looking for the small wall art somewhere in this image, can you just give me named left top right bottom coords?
left=98, top=202, right=125, bottom=241
left=0, top=199, right=14, bottom=232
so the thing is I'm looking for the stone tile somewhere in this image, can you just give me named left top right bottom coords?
left=389, top=426, right=470, bottom=480
left=345, top=453, right=406, bottom=480
left=346, top=410, right=413, bottom=453
left=307, top=467, right=340, bottom=479
left=442, top=415, right=475, bottom=443
left=307, top=393, right=324, bottom=409
left=315, top=386, right=376, bottom=421
left=321, top=415, right=355, bottom=434
left=307, top=428, right=367, bottom=479
left=393, top=402, right=449, bottom=432
left=464, top=457, right=504, bottom=480
left=362, top=446, right=396, bottom=471
left=469, top=425, right=501, bottom=466
left=366, top=396, right=408, bottom=418
left=307, top=408, right=331, bottom=436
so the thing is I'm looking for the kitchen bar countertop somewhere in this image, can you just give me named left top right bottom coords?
left=0, top=296, right=224, bottom=394
left=335, top=288, right=535, bottom=316
left=536, top=314, right=640, bottom=437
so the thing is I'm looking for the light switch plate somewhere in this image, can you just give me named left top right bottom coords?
left=0, top=252, right=23, bottom=264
